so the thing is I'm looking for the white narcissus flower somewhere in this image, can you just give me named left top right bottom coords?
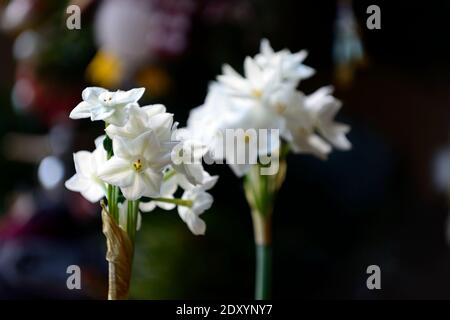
left=271, top=88, right=332, bottom=159
left=105, top=103, right=173, bottom=142
left=184, top=39, right=351, bottom=171
left=177, top=169, right=217, bottom=235
left=65, top=142, right=107, bottom=203
left=170, top=137, right=209, bottom=185
left=70, top=87, right=145, bottom=126
left=98, top=131, right=171, bottom=200
left=138, top=172, right=178, bottom=212
left=178, top=186, right=215, bottom=236
left=255, top=38, right=315, bottom=84
left=139, top=167, right=218, bottom=236
left=139, top=167, right=218, bottom=212
left=218, top=56, right=283, bottom=103
left=304, top=86, right=351, bottom=151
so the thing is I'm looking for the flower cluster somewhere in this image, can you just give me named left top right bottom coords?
left=184, top=39, right=351, bottom=176
left=65, top=87, right=217, bottom=235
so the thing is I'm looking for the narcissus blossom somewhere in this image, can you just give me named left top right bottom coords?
left=255, top=38, right=315, bottom=83
left=65, top=139, right=107, bottom=203
left=178, top=186, right=215, bottom=236
left=139, top=166, right=218, bottom=235
left=67, top=86, right=219, bottom=236
left=98, top=131, right=170, bottom=200
left=182, top=39, right=351, bottom=175
left=69, top=87, right=145, bottom=126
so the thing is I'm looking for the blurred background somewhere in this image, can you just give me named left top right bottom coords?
left=0, top=0, right=449, bottom=299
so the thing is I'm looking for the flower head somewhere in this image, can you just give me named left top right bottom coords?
left=70, top=87, right=145, bottom=126
left=255, top=39, right=315, bottom=84
left=98, top=131, right=171, bottom=200
left=65, top=138, right=107, bottom=203
left=183, top=39, right=351, bottom=175
left=177, top=186, right=214, bottom=236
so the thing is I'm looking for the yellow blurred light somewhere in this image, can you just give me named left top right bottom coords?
left=86, top=50, right=122, bottom=88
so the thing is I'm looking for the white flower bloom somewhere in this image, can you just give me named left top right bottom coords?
left=184, top=40, right=351, bottom=173
left=65, top=143, right=107, bottom=203
left=304, top=86, right=351, bottom=151
left=70, top=87, right=145, bottom=126
left=176, top=168, right=219, bottom=192
left=187, top=84, right=283, bottom=146
left=105, top=103, right=173, bottom=142
left=255, top=38, right=315, bottom=84
left=139, top=166, right=218, bottom=213
left=170, top=137, right=209, bottom=185
left=118, top=200, right=142, bottom=231
left=217, top=56, right=283, bottom=103
left=271, top=88, right=332, bottom=159
left=139, top=172, right=178, bottom=212
left=178, top=186, right=214, bottom=235
left=98, top=131, right=171, bottom=200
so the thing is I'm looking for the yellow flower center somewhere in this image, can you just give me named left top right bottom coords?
left=251, top=89, right=263, bottom=99
left=133, top=159, right=143, bottom=172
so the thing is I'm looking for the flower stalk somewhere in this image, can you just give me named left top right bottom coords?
left=244, top=154, right=287, bottom=300
left=252, top=210, right=272, bottom=300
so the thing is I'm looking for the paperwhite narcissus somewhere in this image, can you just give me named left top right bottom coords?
left=70, top=87, right=145, bottom=126
left=255, top=38, right=315, bottom=83
left=105, top=103, right=174, bottom=142
left=98, top=131, right=171, bottom=200
left=65, top=136, right=108, bottom=201
left=304, top=86, right=351, bottom=151
left=178, top=187, right=214, bottom=236
left=139, top=168, right=219, bottom=212
left=65, top=144, right=107, bottom=203
left=182, top=39, right=351, bottom=175
left=66, top=85, right=219, bottom=236
left=139, top=168, right=218, bottom=235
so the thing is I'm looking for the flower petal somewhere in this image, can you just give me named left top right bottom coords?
left=98, top=157, right=133, bottom=187
left=82, top=87, right=107, bottom=102
left=113, top=88, right=145, bottom=104
left=69, top=101, right=92, bottom=119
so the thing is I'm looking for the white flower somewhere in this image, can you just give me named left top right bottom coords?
left=178, top=186, right=214, bottom=235
left=138, top=172, right=178, bottom=212
left=184, top=39, right=351, bottom=174
left=105, top=103, right=174, bottom=142
left=69, top=87, right=145, bottom=126
left=185, top=83, right=283, bottom=160
left=65, top=142, right=107, bottom=203
left=271, top=88, right=332, bottom=159
left=217, top=56, right=283, bottom=103
left=139, top=166, right=217, bottom=235
left=255, top=38, right=315, bottom=84
left=304, top=86, right=351, bottom=151
left=139, top=167, right=218, bottom=212
left=98, top=131, right=171, bottom=200
left=170, top=137, right=209, bottom=185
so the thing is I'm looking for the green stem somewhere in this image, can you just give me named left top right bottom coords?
left=152, top=197, right=193, bottom=207
left=255, top=243, right=272, bottom=300
left=127, top=200, right=139, bottom=245
left=251, top=211, right=272, bottom=300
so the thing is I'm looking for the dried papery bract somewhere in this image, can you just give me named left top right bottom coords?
left=102, top=205, right=133, bottom=300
